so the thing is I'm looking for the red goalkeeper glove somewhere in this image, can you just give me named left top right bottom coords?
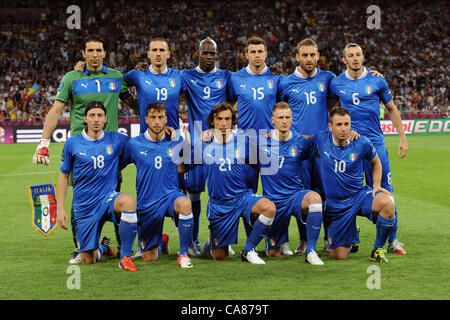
left=33, top=138, right=50, bottom=165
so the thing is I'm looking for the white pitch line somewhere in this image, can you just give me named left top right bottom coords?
left=0, top=171, right=59, bottom=177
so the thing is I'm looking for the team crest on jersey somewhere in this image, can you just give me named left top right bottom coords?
left=349, top=153, right=357, bottom=161
left=365, top=85, right=373, bottom=94
left=267, top=80, right=274, bottom=89
left=215, top=80, right=223, bottom=88
left=105, top=145, right=113, bottom=155
left=169, top=79, right=176, bottom=87
left=289, top=147, right=297, bottom=156
left=29, top=184, right=57, bottom=237
left=108, top=81, right=116, bottom=90
left=318, top=82, right=325, bottom=92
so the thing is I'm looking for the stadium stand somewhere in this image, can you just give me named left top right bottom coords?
left=0, top=0, right=448, bottom=122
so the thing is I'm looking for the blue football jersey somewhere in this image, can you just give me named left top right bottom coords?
left=120, top=132, right=185, bottom=213
left=259, top=132, right=317, bottom=201
left=181, top=67, right=231, bottom=141
left=312, top=130, right=377, bottom=209
left=60, top=131, right=130, bottom=215
left=229, top=66, right=281, bottom=132
left=329, top=68, right=393, bottom=144
left=202, top=133, right=254, bottom=201
left=280, top=68, right=335, bottom=135
left=124, top=67, right=185, bottom=132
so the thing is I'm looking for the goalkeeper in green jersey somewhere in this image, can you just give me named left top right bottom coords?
left=33, top=36, right=137, bottom=263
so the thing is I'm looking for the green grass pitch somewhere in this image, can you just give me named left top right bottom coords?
left=0, top=136, right=449, bottom=300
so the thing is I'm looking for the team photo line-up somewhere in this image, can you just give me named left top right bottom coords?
left=32, top=34, right=408, bottom=271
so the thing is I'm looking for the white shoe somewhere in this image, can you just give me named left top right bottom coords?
left=178, top=254, right=193, bottom=269
left=281, top=243, right=293, bottom=255
left=241, top=250, right=265, bottom=265
left=306, top=250, right=324, bottom=265
left=228, top=245, right=235, bottom=256
left=69, top=249, right=81, bottom=264
left=133, top=246, right=142, bottom=259
left=388, top=239, right=407, bottom=255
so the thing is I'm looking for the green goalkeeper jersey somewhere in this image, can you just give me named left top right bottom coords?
left=55, top=64, right=128, bottom=135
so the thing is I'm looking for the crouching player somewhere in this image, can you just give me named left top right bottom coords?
left=57, top=101, right=138, bottom=271
left=314, top=107, right=396, bottom=262
left=259, top=102, right=324, bottom=265
left=184, top=103, right=276, bottom=264
left=120, top=103, right=194, bottom=269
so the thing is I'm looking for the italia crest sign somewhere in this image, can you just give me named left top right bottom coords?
left=29, top=184, right=57, bottom=237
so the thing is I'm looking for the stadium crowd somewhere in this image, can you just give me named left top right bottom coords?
left=0, top=0, right=448, bottom=122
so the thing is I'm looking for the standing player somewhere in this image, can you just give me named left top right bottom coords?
left=279, top=38, right=336, bottom=254
left=57, top=101, right=138, bottom=271
left=123, top=38, right=184, bottom=133
left=180, top=38, right=232, bottom=255
left=259, top=102, right=324, bottom=265
left=33, top=36, right=135, bottom=263
left=329, top=43, right=407, bottom=255
left=120, top=103, right=194, bottom=268
left=313, top=107, right=396, bottom=262
left=228, top=36, right=281, bottom=242
left=183, top=103, right=276, bottom=264
left=229, top=36, right=281, bottom=135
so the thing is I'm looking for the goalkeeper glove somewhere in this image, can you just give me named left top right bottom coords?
left=33, top=138, right=50, bottom=165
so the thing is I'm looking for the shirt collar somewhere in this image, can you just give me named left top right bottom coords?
left=82, top=128, right=104, bottom=141
left=294, top=67, right=317, bottom=78
left=196, top=66, right=217, bottom=73
left=245, top=64, right=268, bottom=75
left=213, top=132, right=234, bottom=144
left=145, top=130, right=166, bottom=142
left=271, top=130, right=293, bottom=141
left=345, top=66, right=368, bottom=80
left=83, top=63, right=109, bottom=75
left=149, top=65, right=168, bottom=74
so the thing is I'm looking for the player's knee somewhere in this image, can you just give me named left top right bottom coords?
left=176, top=196, right=192, bottom=215
left=142, top=248, right=158, bottom=262
left=307, top=191, right=322, bottom=206
left=212, top=247, right=228, bottom=260
left=330, top=247, right=350, bottom=260
left=267, top=247, right=282, bottom=258
left=115, top=193, right=136, bottom=212
left=303, top=192, right=323, bottom=212
left=260, top=199, right=276, bottom=219
left=80, top=251, right=96, bottom=264
left=377, top=194, right=395, bottom=219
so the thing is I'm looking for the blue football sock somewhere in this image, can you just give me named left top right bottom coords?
left=243, top=215, right=273, bottom=253
left=374, top=215, right=395, bottom=250
left=119, top=211, right=138, bottom=259
left=306, top=204, right=323, bottom=254
left=178, top=213, right=194, bottom=255
left=388, top=208, right=398, bottom=243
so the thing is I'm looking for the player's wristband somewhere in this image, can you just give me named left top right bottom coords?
left=38, top=138, right=50, bottom=148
